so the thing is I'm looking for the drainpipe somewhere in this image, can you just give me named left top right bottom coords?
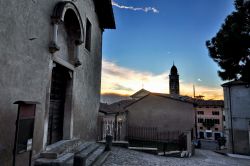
left=114, top=113, right=118, bottom=141
left=228, top=86, right=235, bottom=153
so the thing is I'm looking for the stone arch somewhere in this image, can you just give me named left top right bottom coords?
left=49, top=1, right=84, bottom=67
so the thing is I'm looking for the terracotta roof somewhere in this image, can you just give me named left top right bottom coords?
left=152, top=93, right=194, bottom=104
left=194, top=99, right=224, bottom=107
left=124, top=93, right=195, bottom=109
left=122, top=89, right=224, bottom=109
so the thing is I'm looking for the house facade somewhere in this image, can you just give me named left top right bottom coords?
left=222, top=81, right=250, bottom=155
left=0, top=0, right=115, bottom=165
left=195, top=100, right=224, bottom=140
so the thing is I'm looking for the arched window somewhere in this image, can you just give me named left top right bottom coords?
left=49, top=2, right=84, bottom=67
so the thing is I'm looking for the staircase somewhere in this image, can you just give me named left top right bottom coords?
left=34, top=140, right=110, bottom=166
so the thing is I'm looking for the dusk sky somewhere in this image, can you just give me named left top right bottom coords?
left=101, top=0, right=235, bottom=100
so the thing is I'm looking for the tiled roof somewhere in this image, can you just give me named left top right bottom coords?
left=130, top=89, right=150, bottom=98
left=99, top=99, right=136, bottom=114
left=194, top=99, right=224, bottom=107
left=152, top=93, right=194, bottom=103
left=221, top=80, right=249, bottom=87
left=101, top=89, right=224, bottom=113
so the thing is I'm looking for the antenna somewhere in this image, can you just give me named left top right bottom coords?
left=141, top=79, right=144, bottom=89
left=193, top=84, right=196, bottom=98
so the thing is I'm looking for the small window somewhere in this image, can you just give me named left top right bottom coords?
left=214, top=119, right=220, bottom=124
left=200, top=127, right=203, bottom=130
left=85, top=19, right=92, bottom=51
left=215, top=128, right=218, bottom=131
left=198, top=111, right=204, bottom=115
left=223, top=115, right=225, bottom=121
left=212, top=111, right=219, bottom=115
left=198, top=118, right=204, bottom=123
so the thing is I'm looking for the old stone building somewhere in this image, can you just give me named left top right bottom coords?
left=126, top=93, right=195, bottom=134
left=222, top=80, right=250, bottom=155
left=0, top=0, right=115, bottom=165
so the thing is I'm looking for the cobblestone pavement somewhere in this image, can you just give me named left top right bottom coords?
left=103, top=147, right=250, bottom=166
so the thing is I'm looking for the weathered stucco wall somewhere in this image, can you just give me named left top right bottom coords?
left=127, top=94, right=195, bottom=132
left=223, top=84, right=250, bottom=155
left=0, top=0, right=103, bottom=165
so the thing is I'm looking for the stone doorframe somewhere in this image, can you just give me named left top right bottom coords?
left=43, top=1, right=84, bottom=149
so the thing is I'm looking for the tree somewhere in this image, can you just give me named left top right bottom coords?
left=206, top=0, right=250, bottom=82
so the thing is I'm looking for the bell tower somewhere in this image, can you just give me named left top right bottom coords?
left=169, top=64, right=180, bottom=95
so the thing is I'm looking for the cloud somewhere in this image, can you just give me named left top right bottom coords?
left=101, top=60, right=223, bottom=100
left=197, top=78, right=202, bottom=82
left=112, top=1, right=159, bottom=14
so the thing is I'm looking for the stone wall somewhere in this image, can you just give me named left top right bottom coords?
left=223, top=84, right=250, bottom=155
left=0, top=0, right=103, bottom=165
left=126, top=94, right=195, bottom=133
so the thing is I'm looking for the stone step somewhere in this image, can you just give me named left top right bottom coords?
left=40, top=139, right=83, bottom=159
left=86, top=146, right=105, bottom=166
left=35, top=141, right=93, bottom=166
left=76, top=144, right=101, bottom=159
left=66, top=144, right=111, bottom=166
left=73, top=144, right=101, bottom=166
left=34, top=142, right=109, bottom=166
left=91, top=151, right=111, bottom=166
left=35, top=152, right=74, bottom=166
left=71, top=142, right=93, bottom=154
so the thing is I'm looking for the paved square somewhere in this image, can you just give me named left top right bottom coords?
left=103, top=147, right=250, bottom=166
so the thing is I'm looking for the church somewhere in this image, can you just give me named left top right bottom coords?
left=126, top=64, right=195, bottom=134
left=99, top=64, right=195, bottom=142
left=0, top=1, right=115, bottom=165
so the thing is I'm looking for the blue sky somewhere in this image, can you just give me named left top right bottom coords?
left=101, top=0, right=235, bottom=99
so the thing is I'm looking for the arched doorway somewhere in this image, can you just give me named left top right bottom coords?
left=46, top=1, right=84, bottom=145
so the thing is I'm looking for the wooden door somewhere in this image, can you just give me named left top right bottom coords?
left=47, top=64, right=68, bottom=145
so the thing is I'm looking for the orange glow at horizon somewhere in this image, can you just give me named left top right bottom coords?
left=101, top=60, right=224, bottom=100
